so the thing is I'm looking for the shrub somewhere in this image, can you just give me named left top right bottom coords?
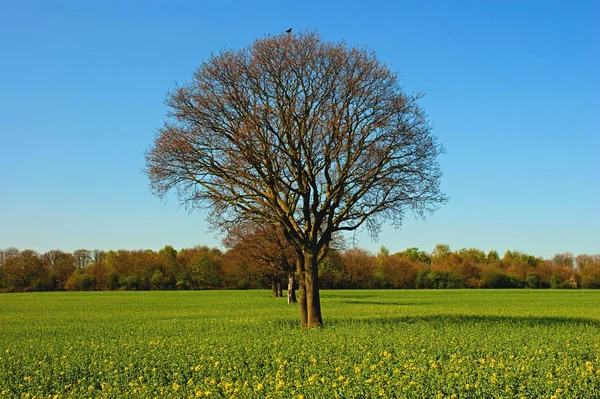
left=482, top=267, right=522, bottom=288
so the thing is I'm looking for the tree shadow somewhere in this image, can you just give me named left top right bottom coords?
left=342, top=301, right=427, bottom=306
left=327, top=314, right=600, bottom=329
left=276, top=313, right=600, bottom=330
left=322, top=293, right=377, bottom=299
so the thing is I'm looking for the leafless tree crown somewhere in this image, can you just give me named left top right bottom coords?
left=146, top=31, right=446, bottom=254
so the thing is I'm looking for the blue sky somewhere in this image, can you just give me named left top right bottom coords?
left=1, top=0, right=598, bottom=258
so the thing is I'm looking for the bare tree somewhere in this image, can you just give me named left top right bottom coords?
left=40, top=250, right=76, bottom=289
left=0, top=247, right=20, bottom=269
left=551, top=253, right=575, bottom=269
left=145, top=31, right=446, bottom=327
left=73, top=249, right=92, bottom=269
left=92, top=249, right=106, bottom=264
left=5, top=249, right=43, bottom=290
left=223, top=222, right=297, bottom=303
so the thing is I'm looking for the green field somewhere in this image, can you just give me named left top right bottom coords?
left=1, top=290, right=599, bottom=398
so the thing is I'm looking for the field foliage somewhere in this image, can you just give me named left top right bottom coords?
left=1, top=290, right=599, bottom=398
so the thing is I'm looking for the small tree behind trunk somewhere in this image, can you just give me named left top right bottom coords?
left=287, top=272, right=297, bottom=304
left=272, top=278, right=283, bottom=297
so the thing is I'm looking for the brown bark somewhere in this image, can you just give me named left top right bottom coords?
left=296, top=259, right=308, bottom=328
left=276, top=280, right=283, bottom=297
left=304, top=251, right=323, bottom=327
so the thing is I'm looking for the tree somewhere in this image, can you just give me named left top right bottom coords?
left=340, top=248, right=376, bottom=288
left=92, top=249, right=106, bottom=264
left=178, top=246, right=222, bottom=289
left=0, top=247, right=20, bottom=290
left=158, top=245, right=180, bottom=286
left=40, top=250, right=76, bottom=290
left=73, top=249, right=92, bottom=269
left=575, top=254, right=600, bottom=270
left=431, top=244, right=451, bottom=265
left=551, top=253, right=575, bottom=269
left=395, top=247, right=431, bottom=264
left=145, top=31, right=446, bottom=327
left=4, top=249, right=46, bottom=291
left=223, top=222, right=297, bottom=302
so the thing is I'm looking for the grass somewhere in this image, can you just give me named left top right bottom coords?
left=1, top=290, right=599, bottom=398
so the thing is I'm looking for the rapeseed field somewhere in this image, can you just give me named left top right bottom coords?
left=1, top=290, right=598, bottom=398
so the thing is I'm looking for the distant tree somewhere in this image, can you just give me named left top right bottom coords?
left=580, top=259, right=600, bottom=289
left=431, top=244, right=451, bottom=265
left=220, top=248, right=256, bottom=289
left=550, top=272, right=563, bottom=289
left=177, top=246, right=222, bottom=289
left=73, top=249, right=92, bottom=269
left=394, top=247, right=431, bottom=264
left=145, top=31, right=446, bottom=327
left=92, top=249, right=106, bottom=264
left=318, top=249, right=351, bottom=289
left=458, top=248, right=486, bottom=265
left=373, top=247, right=391, bottom=288
left=524, top=272, right=544, bottom=289
left=40, top=250, right=76, bottom=290
left=188, top=252, right=221, bottom=289
left=4, top=249, right=46, bottom=291
left=383, top=255, right=418, bottom=288
left=158, top=245, right=179, bottom=285
left=64, top=271, right=95, bottom=291
left=481, top=266, right=522, bottom=288
left=551, top=253, right=575, bottom=269
left=439, top=251, right=482, bottom=285
left=0, top=247, right=20, bottom=290
left=575, top=254, right=600, bottom=270
left=341, top=248, right=376, bottom=288
left=486, top=250, right=500, bottom=264
left=85, top=259, right=111, bottom=290
left=0, top=247, right=20, bottom=267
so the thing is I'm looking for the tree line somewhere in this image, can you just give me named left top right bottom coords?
left=1, top=244, right=599, bottom=293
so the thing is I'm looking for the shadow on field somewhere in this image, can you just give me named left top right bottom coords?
left=321, top=293, right=378, bottom=299
left=324, top=314, right=600, bottom=329
left=275, top=314, right=600, bottom=330
left=342, top=301, right=427, bottom=306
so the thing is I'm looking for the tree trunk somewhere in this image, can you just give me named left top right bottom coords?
left=304, top=250, right=323, bottom=328
left=287, top=272, right=297, bottom=304
left=296, top=259, right=308, bottom=328
left=271, top=280, right=278, bottom=297
left=276, top=280, right=283, bottom=298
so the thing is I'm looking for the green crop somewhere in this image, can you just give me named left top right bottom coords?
left=1, top=290, right=599, bottom=398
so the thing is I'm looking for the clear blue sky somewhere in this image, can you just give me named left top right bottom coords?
left=1, top=0, right=598, bottom=258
